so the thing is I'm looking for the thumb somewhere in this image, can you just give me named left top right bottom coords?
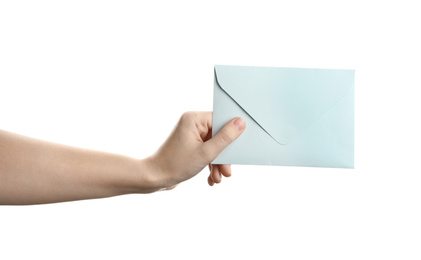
left=203, top=117, right=246, bottom=161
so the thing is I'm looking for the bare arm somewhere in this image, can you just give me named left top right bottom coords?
left=0, top=129, right=155, bottom=204
left=0, top=112, right=245, bottom=205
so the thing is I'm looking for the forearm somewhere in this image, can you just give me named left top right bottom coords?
left=0, top=130, right=157, bottom=205
left=0, top=112, right=243, bottom=205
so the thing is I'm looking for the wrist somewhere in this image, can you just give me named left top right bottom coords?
left=134, top=156, right=172, bottom=193
left=111, top=157, right=160, bottom=194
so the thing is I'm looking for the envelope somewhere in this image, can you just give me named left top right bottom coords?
left=212, top=65, right=354, bottom=168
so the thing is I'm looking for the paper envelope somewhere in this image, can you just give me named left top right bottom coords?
left=212, top=65, right=354, bottom=168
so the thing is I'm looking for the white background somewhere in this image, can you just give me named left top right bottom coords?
left=1, top=0, right=420, bottom=259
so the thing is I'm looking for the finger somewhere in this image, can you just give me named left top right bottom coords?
left=202, top=117, right=246, bottom=161
left=200, top=111, right=213, bottom=130
left=209, top=164, right=215, bottom=183
left=197, top=111, right=213, bottom=141
left=165, top=185, right=177, bottom=191
left=211, top=164, right=222, bottom=183
left=208, top=175, right=214, bottom=186
left=218, top=164, right=232, bottom=177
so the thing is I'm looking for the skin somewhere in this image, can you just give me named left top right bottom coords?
left=0, top=111, right=245, bottom=205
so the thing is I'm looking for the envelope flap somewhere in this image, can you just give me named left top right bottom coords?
left=214, top=65, right=355, bottom=144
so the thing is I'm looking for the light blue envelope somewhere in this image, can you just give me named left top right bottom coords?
left=212, top=65, right=354, bottom=168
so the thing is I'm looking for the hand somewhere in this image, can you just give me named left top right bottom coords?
left=145, top=111, right=246, bottom=190
left=0, top=111, right=245, bottom=204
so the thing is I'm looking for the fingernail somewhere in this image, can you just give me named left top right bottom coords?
left=233, top=118, right=245, bottom=131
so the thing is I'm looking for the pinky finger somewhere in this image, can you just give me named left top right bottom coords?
left=208, top=175, right=215, bottom=186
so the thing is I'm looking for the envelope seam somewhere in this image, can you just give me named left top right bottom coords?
left=287, top=86, right=354, bottom=146
left=214, top=68, right=284, bottom=145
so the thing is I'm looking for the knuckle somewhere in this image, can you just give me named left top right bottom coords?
left=180, top=111, right=195, bottom=122
left=219, top=128, right=234, bottom=145
left=201, top=145, right=215, bottom=162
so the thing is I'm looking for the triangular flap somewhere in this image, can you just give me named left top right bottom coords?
left=214, top=65, right=354, bottom=145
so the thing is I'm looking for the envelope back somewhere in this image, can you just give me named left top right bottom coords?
left=212, top=65, right=354, bottom=168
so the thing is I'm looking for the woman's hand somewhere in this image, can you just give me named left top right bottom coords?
left=145, top=111, right=245, bottom=190
left=0, top=111, right=245, bottom=204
